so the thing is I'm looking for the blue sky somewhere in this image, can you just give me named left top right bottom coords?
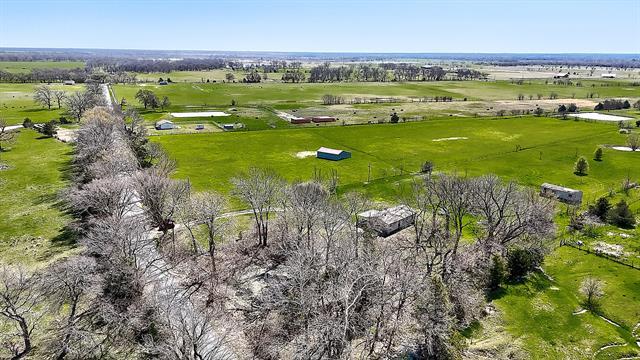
left=1, top=0, right=638, bottom=53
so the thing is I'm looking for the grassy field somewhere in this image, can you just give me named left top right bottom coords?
left=113, top=81, right=639, bottom=127
left=1, top=83, right=82, bottom=125
left=0, top=60, right=85, bottom=74
left=484, top=246, right=640, bottom=359
left=153, top=116, right=638, bottom=201
left=0, top=130, right=74, bottom=265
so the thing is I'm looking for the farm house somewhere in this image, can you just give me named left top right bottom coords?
left=540, top=183, right=583, bottom=204
left=316, top=147, right=351, bottom=161
left=155, top=119, right=175, bottom=130
left=357, top=205, right=416, bottom=237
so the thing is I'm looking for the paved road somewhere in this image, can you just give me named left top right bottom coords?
left=101, top=83, right=113, bottom=110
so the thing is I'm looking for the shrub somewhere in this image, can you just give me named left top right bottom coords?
left=607, top=200, right=636, bottom=228
left=41, top=120, right=58, bottom=137
left=488, top=255, right=508, bottom=290
left=22, top=118, right=33, bottom=128
left=420, top=161, right=434, bottom=175
left=574, top=156, right=589, bottom=175
left=557, top=104, right=567, bottom=113
left=534, top=107, right=544, bottom=116
left=390, top=112, right=399, bottom=123
left=589, top=197, right=611, bottom=220
left=507, top=248, right=544, bottom=280
left=567, top=103, right=578, bottom=112
left=593, top=147, right=603, bottom=161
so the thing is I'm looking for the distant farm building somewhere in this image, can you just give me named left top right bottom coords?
left=223, top=124, right=235, bottom=130
left=316, top=147, right=351, bottom=161
left=63, top=80, right=75, bottom=85
left=159, top=80, right=169, bottom=85
left=312, top=116, right=336, bottom=123
left=601, top=73, right=616, bottom=78
left=155, top=120, right=175, bottom=130
left=290, top=116, right=312, bottom=124
left=195, top=124, right=204, bottom=130
left=553, top=72, right=569, bottom=79
left=357, top=205, right=416, bottom=237
left=540, top=183, right=583, bottom=205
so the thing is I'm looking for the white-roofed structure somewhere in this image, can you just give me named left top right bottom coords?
left=601, top=73, right=616, bottom=78
left=316, top=147, right=351, bottom=161
left=357, top=205, right=416, bottom=237
left=540, top=183, right=583, bottom=205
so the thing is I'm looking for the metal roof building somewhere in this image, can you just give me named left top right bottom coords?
left=357, top=205, right=416, bottom=237
left=316, top=147, right=351, bottom=161
left=155, top=119, right=175, bottom=130
left=540, top=183, right=583, bottom=205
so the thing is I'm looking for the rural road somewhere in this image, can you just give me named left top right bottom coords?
left=101, top=83, right=113, bottom=110
left=4, top=125, right=23, bottom=131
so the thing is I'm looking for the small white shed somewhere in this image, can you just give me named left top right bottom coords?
left=357, top=205, right=415, bottom=237
left=540, top=183, right=583, bottom=204
left=155, top=120, right=175, bottom=130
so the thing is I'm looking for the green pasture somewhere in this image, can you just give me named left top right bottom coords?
left=488, top=246, right=640, bottom=359
left=0, top=83, right=82, bottom=125
left=0, top=60, right=85, bottom=74
left=153, top=116, right=638, bottom=202
left=0, top=130, right=74, bottom=265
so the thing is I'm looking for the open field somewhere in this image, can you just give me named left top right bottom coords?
left=0, top=83, right=82, bottom=125
left=152, top=116, right=639, bottom=202
left=113, top=81, right=640, bottom=128
left=481, top=246, right=640, bottom=359
left=0, top=129, right=74, bottom=265
left=0, top=60, right=85, bottom=73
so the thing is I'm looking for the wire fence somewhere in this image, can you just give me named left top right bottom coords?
left=560, top=239, right=640, bottom=271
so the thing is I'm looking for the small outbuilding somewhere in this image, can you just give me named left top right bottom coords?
left=291, top=116, right=312, bottom=124
left=63, top=80, right=75, bottom=85
left=601, top=73, right=616, bottom=79
left=316, top=147, right=351, bottom=161
left=312, top=116, right=336, bottom=123
left=553, top=72, right=569, bottom=79
left=357, top=205, right=416, bottom=237
left=155, top=119, right=175, bottom=130
left=159, top=80, right=169, bottom=85
left=195, top=124, right=204, bottom=130
left=540, top=183, right=583, bottom=204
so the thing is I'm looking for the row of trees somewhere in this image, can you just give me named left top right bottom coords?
left=0, top=68, right=90, bottom=83
left=134, top=89, right=170, bottom=110
left=594, top=99, right=632, bottom=111
left=33, top=82, right=105, bottom=121
left=309, top=63, right=486, bottom=83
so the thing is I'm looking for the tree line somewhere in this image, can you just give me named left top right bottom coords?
left=0, top=101, right=558, bottom=358
left=309, top=62, right=487, bottom=83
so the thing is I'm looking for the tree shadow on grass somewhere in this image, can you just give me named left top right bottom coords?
left=488, top=271, right=552, bottom=301
left=573, top=172, right=588, bottom=177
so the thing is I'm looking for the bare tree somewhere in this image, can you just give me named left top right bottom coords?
left=65, top=91, right=93, bottom=122
left=179, top=192, right=228, bottom=276
left=33, top=84, right=54, bottom=110
left=580, top=277, right=604, bottom=310
left=0, top=117, right=17, bottom=153
left=232, top=168, right=283, bottom=247
left=40, top=257, right=101, bottom=360
left=0, top=264, right=44, bottom=360
left=627, top=133, right=640, bottom=151
left=53, top=90, right=67, bottom=109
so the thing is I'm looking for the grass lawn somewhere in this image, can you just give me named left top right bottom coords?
left=487, top=246, right=640, bottom=359
left=0, top=60, right=85, bottom=74
left=1, top=83, right=82, bottom=125
left=0, top=129, right=74, bottom=266
left=153, top=116, right=638, bottom=204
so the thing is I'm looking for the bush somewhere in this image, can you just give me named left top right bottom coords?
left=607, top=200, right=636, bottom=228
left=41, top=120, right=58, bottom=137
left=534, top=107, right=544, bottom=116
left=390, top=112, right=399, bottom=123
left=22, top=118, right=33, bottom=128
left=574, top=156, right=589, bottom=175
left=593, top=147, right=603, bottom=161
left=58, top=116, right=70, bottom=124
left=507, top=248, right=544, bottom=279
left=588, top=197, right=611, bottom=220
left=557, top=104, right=567, bottom=113
left=420, top=161, right=434, bottom=175
left=488, top=255, right=508, bottom=290
left=567, top=103, right=578, bottom=112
